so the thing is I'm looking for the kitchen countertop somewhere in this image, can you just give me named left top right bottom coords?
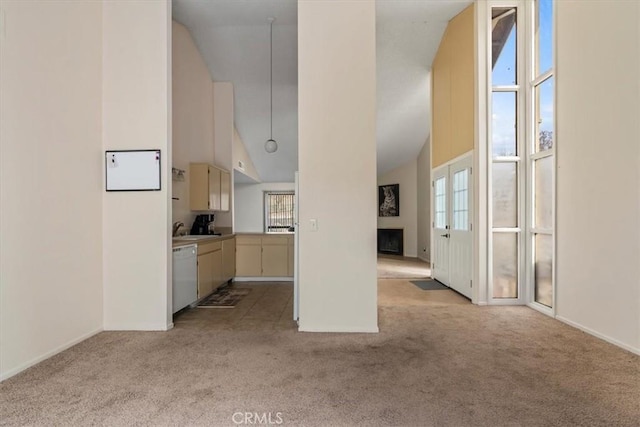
left=172, top=233, right=235, bottom=248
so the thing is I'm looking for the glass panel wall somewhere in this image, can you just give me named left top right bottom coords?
left=491, top=6, right=521, bottom=300
left=530, top=0, right=555, bottom=308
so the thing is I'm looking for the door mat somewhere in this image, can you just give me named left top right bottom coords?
left=410, top=279, right=449, bottom=291
left=197, top=287, right=251, bottom=308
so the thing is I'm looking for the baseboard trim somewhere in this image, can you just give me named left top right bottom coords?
left=103, top=322, right=172, bottom=331
left=234, top=277, right=293, bottom=282
left=555, top=315, right=640, bottom=356
left=1, top=327, right=103, bottom=382
left=298, top=325, right=379, bottom=333
left=417, top=255, right=430, bottom=263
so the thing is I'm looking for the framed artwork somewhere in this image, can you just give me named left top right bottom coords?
left=378, top=184, right=399, bottom=217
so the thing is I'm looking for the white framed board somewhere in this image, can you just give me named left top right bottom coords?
left=105, top=150, right=161, bottom=191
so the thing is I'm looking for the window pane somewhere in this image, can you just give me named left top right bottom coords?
left=534, top=234, right=553, bottom=307
left=492, top=7, right=517, bottom=86
left=493, top=233, right=518, bottom=298
left=534, top=156, right=553, bottom=229
left=453, top=169, right=469, bottom=230
left=492, top=92, right=517, bottom=157
left=265, top=192, right=295, bottom=232
left=535, top=0, right=553, bottom=75
left=434, top=177, right=447, bottom=229
left=535, top=77, right=554, bottom=152
left=492, top=162, right=518, bottom=228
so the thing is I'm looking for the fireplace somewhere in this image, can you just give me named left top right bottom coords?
left=377, top=228, right=404, bottom=256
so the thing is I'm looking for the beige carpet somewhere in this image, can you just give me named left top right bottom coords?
left=377, top=255, right=431, bottom=279
left=1, top=281, right=639, bottom=426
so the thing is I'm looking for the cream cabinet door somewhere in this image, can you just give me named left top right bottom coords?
left=219, top=170, right=230, bottom=212
left=189, top=163, right=210, bottom=211
left=208, top=166, right=221, bottom=211
left=210, top=248, right=223, bottom=291
left=197, top=251, right=215, bottom=298
left=287, top=236, right=294, bottom=277
left=262, top=243, right=288, bottom=277
left=222, top=238, right=236, bottom=281
left=236, top=242, right=262, bottom=276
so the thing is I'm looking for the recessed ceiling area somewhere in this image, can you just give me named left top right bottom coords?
left=172, top=0, right=472, bottom=182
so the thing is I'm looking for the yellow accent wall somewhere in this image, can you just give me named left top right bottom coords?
left=432, top=4, right=475, bottom=168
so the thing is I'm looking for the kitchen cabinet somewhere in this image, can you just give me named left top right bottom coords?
left=236, top=235, right=262, bottom=276
left=189, top=163, right=230, bottom=212
left=262, top=235, right=289, bottom=277
left=197, top=240, right=223, bottom=298
left=235, top=234, right=294, bottom=277
left=222, top=237, right=236, bottom=282
left=287, top=237, right=295, bottom=277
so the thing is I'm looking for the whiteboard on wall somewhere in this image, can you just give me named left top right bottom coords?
left=105, top=150, right=161, bottom=191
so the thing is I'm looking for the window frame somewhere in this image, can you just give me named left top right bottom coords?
left=263, top=191, right=296, bottom=234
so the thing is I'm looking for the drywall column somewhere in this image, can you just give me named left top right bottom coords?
left=555, top=0, right=640, bottom=353
left=102, top=0, right=172, bottom=330
left=298, top=0, right=378, bottom=332
left=0, top=0, right=103, bottom=380
left=213, top=82, right=234, bottom=229
left=417, top=138, right=431, bottom=262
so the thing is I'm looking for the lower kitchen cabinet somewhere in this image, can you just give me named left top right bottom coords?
left=222, top=237, right=236, bottom=281
left=262, top=236, right=289, bottom=277
left=236, top=236, right=262, bottom=276
left=197, top=240, right=223, bottom=299
left=287, top=237, right=295, bottom=277
left=236, top=234, right=294, bottom=277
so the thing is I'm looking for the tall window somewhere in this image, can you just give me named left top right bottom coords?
left=487, top=0, right=555, bottom=309
left=529, top=0, right=554, bottom=308
left=490, top=6, right=521, bottom=299
left=264, top=191, right=295, bottom=233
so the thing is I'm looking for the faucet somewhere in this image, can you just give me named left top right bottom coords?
left=172, top=221, right=184, bottom=237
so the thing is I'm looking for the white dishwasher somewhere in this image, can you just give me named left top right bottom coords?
left=172, top=244, right=197, bottom=314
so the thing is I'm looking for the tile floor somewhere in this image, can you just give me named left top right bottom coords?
left=173, top=282, right=296, bottom=331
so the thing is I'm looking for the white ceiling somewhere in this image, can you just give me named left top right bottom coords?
left=172, top=0, right=472, bottom=182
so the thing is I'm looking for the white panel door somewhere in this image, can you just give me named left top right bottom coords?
left=432, top=155, right=473, bottom=297
left=449, top=156, right=473, bottom=298
left=432, top=168, right=449, bottom=285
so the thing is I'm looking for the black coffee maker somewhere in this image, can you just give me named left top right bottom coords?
left=190, top=214, right=215, bottom=235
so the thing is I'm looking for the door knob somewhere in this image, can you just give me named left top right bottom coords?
left=441, top=233, right=450, bottom=238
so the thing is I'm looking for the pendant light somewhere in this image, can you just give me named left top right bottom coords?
left=265, top=17, right=278, bottom=154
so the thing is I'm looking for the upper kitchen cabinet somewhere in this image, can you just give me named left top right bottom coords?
left=190, top=163, right=230, bottom=211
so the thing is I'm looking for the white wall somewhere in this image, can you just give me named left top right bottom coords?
left=233, top=128, right=261, bottom=183
left=234, top=182, right=295, bottom=233
left=377, top=159, right=418, bottom=257
left=0, top=0, right=103, bottom=379
left=417, top=138, right=431, bottom=262
left=172, top=20, right=215, bottom=228
left=213, top=82, right=234, bottom=229
left=102, top=0, right=172, bottom=330
left=298, top=0, right=378, bottom=332
left=555, top=0, right=640, bottom=353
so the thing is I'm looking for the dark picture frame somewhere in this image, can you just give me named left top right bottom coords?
left=378, top=184, right=400, bottom=217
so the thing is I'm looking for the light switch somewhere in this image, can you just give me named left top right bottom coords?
left=310, top=219, right=318, bottom=232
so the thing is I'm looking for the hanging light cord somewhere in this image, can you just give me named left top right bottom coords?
left=270, top=19, right=273, bottom=140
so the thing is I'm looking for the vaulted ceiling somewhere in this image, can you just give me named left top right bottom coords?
left=172, top=0, right=472, bottom=182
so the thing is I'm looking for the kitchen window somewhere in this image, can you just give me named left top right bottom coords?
left=264, top=191, right=295, bottom=233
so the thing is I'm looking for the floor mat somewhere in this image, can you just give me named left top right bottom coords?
left=197, top=287, right=251, bottom=308
left=410, top=279, right=449, bottom=291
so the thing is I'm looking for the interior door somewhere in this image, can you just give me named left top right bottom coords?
left=432, top=167, right=449, bottom=285
left=448, top=156, right=473, bottom=298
